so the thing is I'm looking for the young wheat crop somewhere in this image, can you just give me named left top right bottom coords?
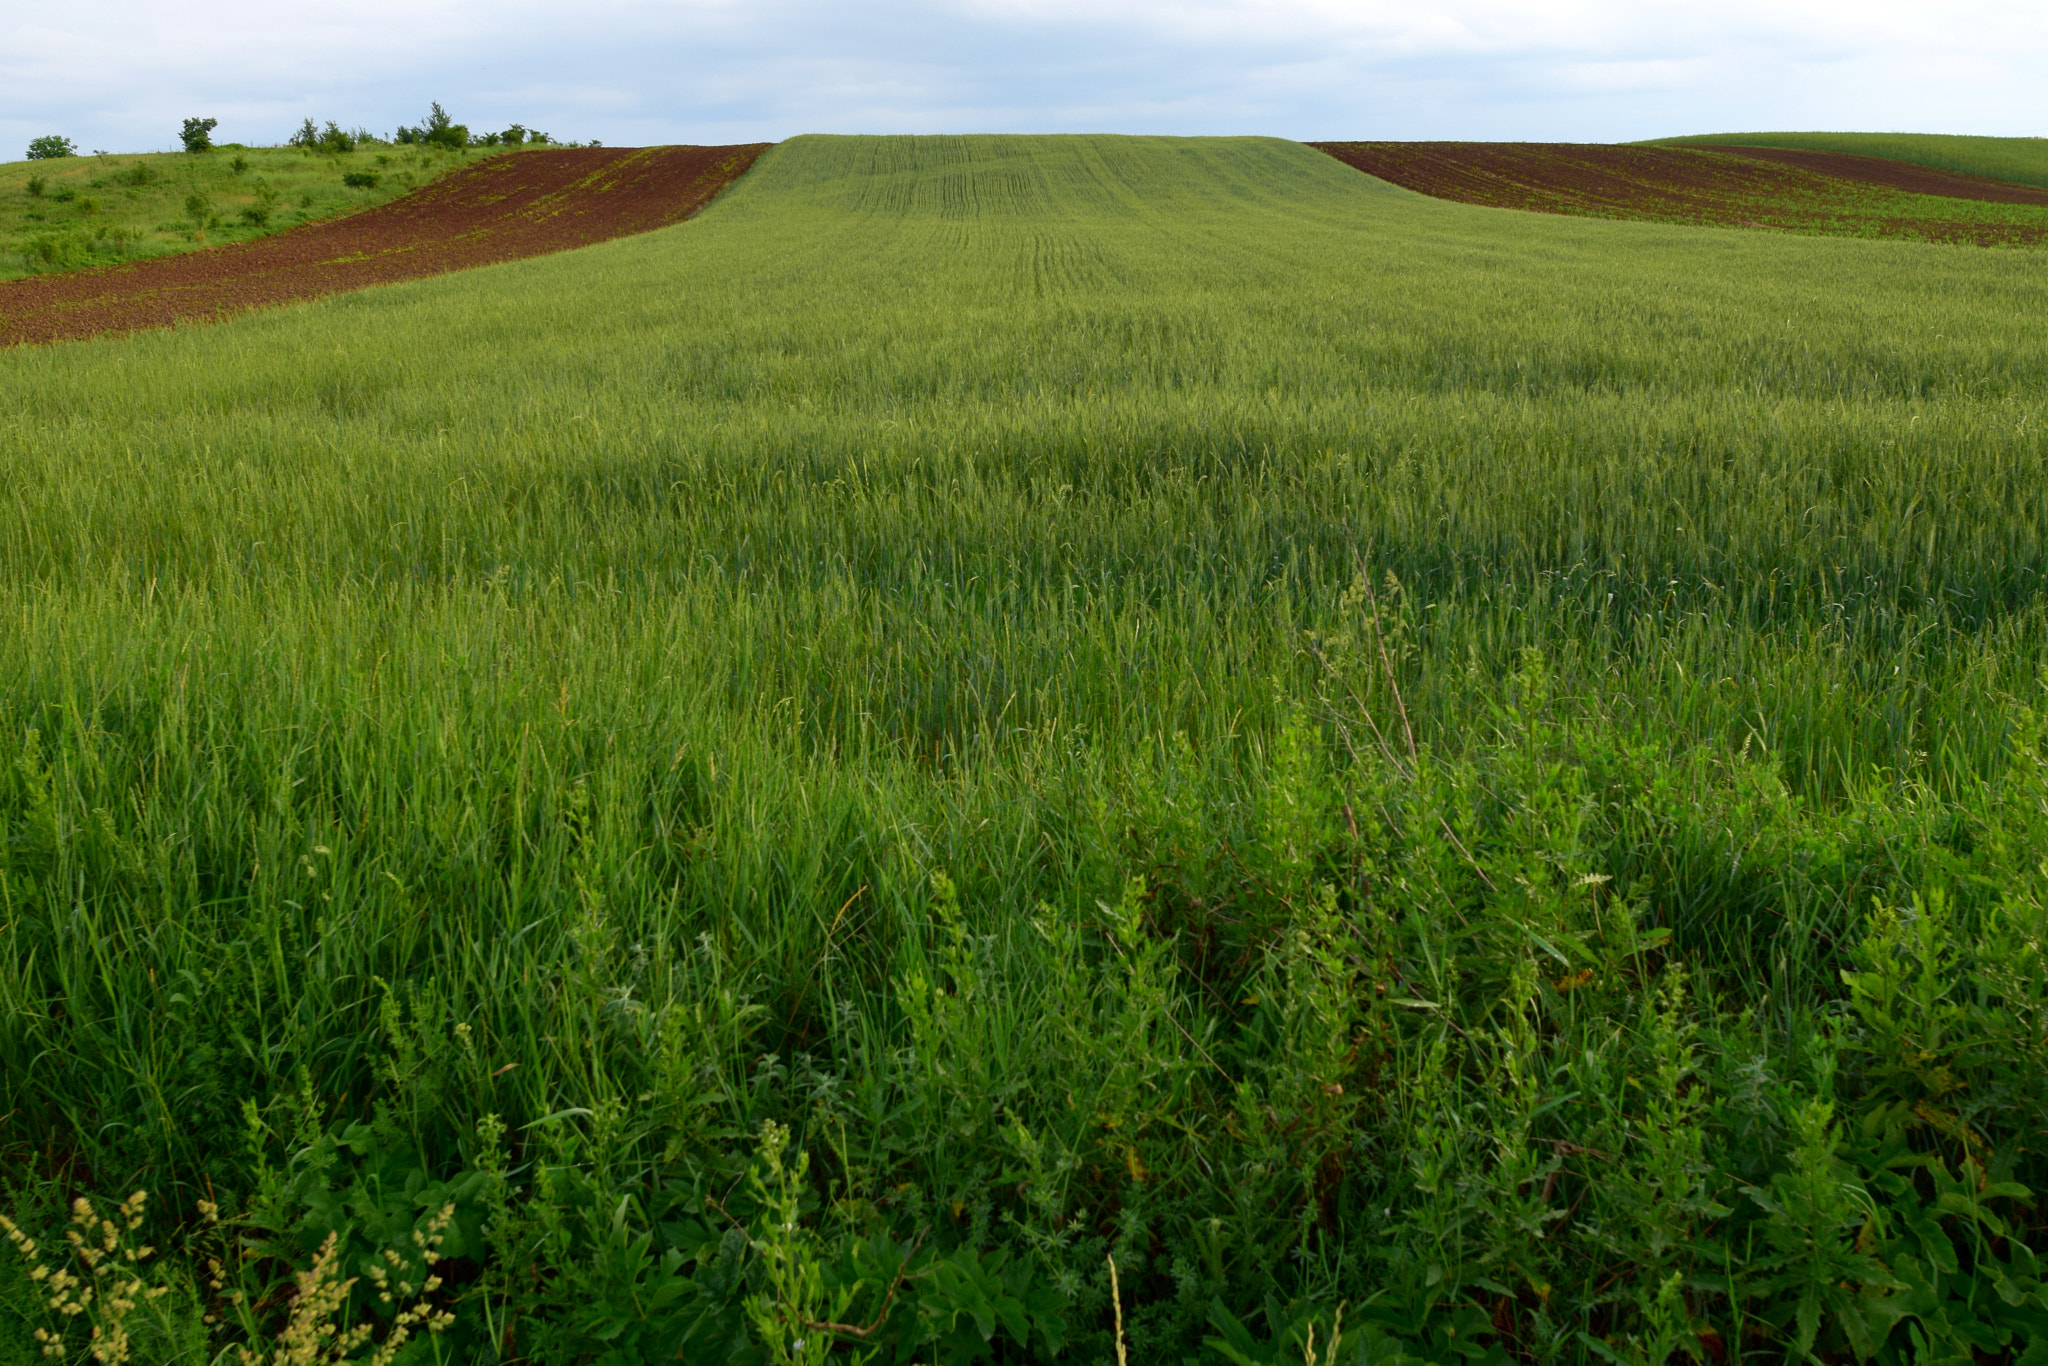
left=1, top=134, right=2045, bottom=1364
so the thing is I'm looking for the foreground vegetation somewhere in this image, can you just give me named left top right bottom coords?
left=3, top=133, right=2048, bottom=1364
left=1655, top=131, right=2048, bottom=189
left=0, top=140, right=505, bottom=281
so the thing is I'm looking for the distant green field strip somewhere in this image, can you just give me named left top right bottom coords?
left=748, top=133, right=1402, bottom=219
left=1655, top=131, right=2048, bottom=189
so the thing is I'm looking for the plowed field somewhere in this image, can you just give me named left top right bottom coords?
left=1690, top=144, right=2048, bottom=206
left=0, top=144, right=769, bottom=346
left=1310, top=141, right=2048, bottom=246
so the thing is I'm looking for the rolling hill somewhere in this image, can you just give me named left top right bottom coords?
left=3, top=133, right=2046, bottom=1365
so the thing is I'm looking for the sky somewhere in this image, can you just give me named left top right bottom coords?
left=3, top=0, right=2046, bottom=156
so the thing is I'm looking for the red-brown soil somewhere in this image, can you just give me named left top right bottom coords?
left=1692, top=145, right=2048, bottom=206
left=1309, top=142, right=2048, bottom=247
left=0, top=144, right=770, bottom=347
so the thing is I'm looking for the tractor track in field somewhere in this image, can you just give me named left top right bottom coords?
left=1309, top=141, right=2048, bottom=247
left=0, top=144, right=771, bottom=347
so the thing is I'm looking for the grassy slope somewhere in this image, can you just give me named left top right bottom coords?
left=1653, top=131, right=2048, bottom=189
left=0, top=142, right=505, bottom=281
left=4, top=134, right=2048, bottom=1362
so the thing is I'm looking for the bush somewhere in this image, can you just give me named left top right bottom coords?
left=394, top=102, right=468, bottom=151
left=24, top=176, right=44, bottom=197
left=230, top=154, right=248, bottom=174
left=239, top=205, right=270, bottom=227
left=340, top=171, right=378, bottom=189
left=179, top=117, right=217, bottom=152
left=26, top=135, right=75, bottom=160
left=183, top=191, right=210, bottom=219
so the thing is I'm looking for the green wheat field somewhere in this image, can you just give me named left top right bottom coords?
left=3, top=133, right=2047, bottom=1364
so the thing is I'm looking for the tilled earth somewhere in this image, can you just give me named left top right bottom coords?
left=1310, top=141, right=2048, bottom=246
left=0, top=144, right=770, bottom=347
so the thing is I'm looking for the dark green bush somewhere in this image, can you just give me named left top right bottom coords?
left=23, top=176, right=44, bottom=197
left=395, top=102, right=468, bottom=151
left=179, top=117, right=217, bottom=152
left=286, top=119, right=361, bottom=155
left=25, top=134, right=74, bottom=160
left=341, top=171, right=378, bottom=189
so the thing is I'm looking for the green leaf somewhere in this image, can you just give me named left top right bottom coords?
left=1796, top=1289, right=1821, bottom=1356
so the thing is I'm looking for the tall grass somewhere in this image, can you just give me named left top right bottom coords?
left=1653, top=131, right=2048, bottom=189
left=2, top=134, right=2046, bottom=1363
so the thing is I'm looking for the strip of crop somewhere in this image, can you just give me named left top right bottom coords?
left=1312, top=140, right=2048, bottom=245
left=1655, top=130, right=2048, bottom=191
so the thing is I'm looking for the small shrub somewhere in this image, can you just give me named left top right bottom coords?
left=341, top=171, right=377, bottom=189
left=180, top=117, right=217, bottom=152
left=27, top=134, right=75, bottom=159
left=289, top=119, right=359, bottom=155
left=239, top=205, right=270, bottom=227
left=25, top=175, right=45, bottom=196
left=184, top=191, right=210, bottom=219
left=230, top=154, right=248, bottom=174
left=118, top=161, right=154, bottom=187
left=395, top=103, right=467, bottom=151
left=51, top=186, right=75, bottom=202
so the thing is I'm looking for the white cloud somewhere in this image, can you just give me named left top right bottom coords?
left=0, top=0, right=2043, bottom=153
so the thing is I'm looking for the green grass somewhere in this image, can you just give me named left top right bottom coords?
left=3, top=133, right=2048, bottom=1363
left=0, top=141, right=506, bottom=281
left=1652, top=131, right=2048, bottom=189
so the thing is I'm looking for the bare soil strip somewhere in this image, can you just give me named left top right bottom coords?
left=0, top=144, right=770, bottom=347
left=1310, top=142, right=2048, bottom=247
left=1690, top=144, right=2048, bottom=206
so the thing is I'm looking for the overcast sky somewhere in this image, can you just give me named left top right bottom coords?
left=4, top=0, right=2045, bottom=155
